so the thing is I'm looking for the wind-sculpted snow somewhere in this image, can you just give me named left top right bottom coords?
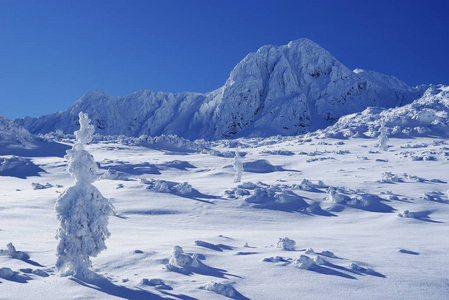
left=15, top=39, right=424, bottom=140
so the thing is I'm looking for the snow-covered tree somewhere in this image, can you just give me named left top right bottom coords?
left=377, top=122, right=389, bottom=151
left=55, top=112, right=114, bottom=277
left=233, top=149, right=243, bottom=183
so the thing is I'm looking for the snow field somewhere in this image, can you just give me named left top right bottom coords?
left=0, top=135, right=448, bottom=299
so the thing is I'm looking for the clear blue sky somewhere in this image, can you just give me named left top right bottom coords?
left=1, top=0, right=448, bottom=120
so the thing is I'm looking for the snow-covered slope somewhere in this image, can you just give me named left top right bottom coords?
left=16, top=39, right=424, bottom=140
left=0, top=115, right=69, bottom=157
left=0, top=115, right=35, bottom=146
left=319, top=85, right=449, bottom=139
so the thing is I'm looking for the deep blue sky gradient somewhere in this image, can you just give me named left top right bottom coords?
left=1, top=0, right=448, bottom=119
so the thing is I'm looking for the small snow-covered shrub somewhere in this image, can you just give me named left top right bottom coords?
left=320, top=250, right=337, bottom=258
left=380, top=172, right=401, bottom=183
left=263, top=256, right=287, bottom=263
left=229, top=182, right=310, bottom=210
left=245, top=187, right=275, bottom=204
left=314, top=255, right=326, bottom=265
left=32, top=182, right=53, bottom=190
left=293, top=255, right=314, bottom=270
left=143, top=179, right=198, bottom=195
left=327, top=187, right=351, bottom=204
left=0, top=242, right=30, bottom=260
left=172, top=182, right=193, bottom=195
left=32, top=269, right=50, bottom=277
left=299, top=179, right=314, bottom=191
left=238, top=182, right=258, bottom=190
left=422, top=191, right=445, bottom=202
left=261, top=149, right=295, bottom=156
left=276, top=237, right=296, bottom=251
left=100, top=168, right=129, bottom=181
left=348, top=262, right=364, bottom=272
left=235, top=189, right=250, bottom=196
left=204, top=281, right=237, bottom=298
left=403, top=173, right=425, bottom=182
left=377, top=123, right=389, bottom=151
left=397, top=210, right=415, bottom=218
left=141, top=278, right=164, bottom=286
left=233, top=149, right=243, bottom=183
left=144, top=179, right=171, bottom=193
left=317, top=180, right=327, bottom=188
left=141, top=278, right=171, bottom=289
left=167, top=246, right=199, bottom=269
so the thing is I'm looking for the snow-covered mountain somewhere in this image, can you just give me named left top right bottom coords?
left=16, top=39, right=425, bottom=140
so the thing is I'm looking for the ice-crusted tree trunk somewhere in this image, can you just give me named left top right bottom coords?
left=377, top=122, right=389, bottom=151
left=233, top=149, right=243, bottom=183
left=55, top=112, right=114, bottom=277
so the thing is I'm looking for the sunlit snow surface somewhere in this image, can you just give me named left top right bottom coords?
left=1, top=131, right=449, bottom=299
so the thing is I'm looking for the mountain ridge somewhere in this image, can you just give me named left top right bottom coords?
left=15, top=38, right=426, bottom=140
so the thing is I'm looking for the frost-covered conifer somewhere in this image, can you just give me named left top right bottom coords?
left=233, top=149, right=243, bottom=183
left=377, top=122, right=389, bottom=151
left=55, top=112, right=114, bottom=277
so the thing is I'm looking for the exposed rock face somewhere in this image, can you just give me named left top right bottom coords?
left=15, top=39, right=424, bottom=140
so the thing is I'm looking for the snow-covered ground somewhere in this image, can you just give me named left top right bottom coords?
left=1, top=132, right=448, bottom=299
